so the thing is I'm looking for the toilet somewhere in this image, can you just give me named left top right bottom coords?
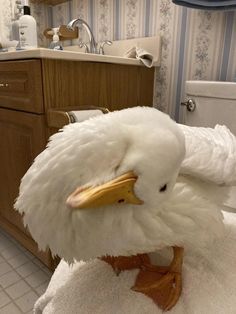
left=183, top=80, right=236, bottom=211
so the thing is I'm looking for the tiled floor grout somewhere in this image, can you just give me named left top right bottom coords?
left=0, top=228, right=52, bottom=313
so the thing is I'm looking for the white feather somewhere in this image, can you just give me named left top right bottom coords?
left=180, top=124, right=236, bottom=186
left=14, top=107, right=235, bottom=263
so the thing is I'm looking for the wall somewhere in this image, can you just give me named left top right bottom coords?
left=3, top=0, right=236, bottom=120
left=0, top=0, right=15, bottom=43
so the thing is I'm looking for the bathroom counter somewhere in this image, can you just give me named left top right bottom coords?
left=0, top=36, right=160, bottom=67
left=0, top=48, right=142, bottom=66
left=0, top=48, right=159, bottom=66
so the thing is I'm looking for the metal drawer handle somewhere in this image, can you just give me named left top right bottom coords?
left=0, top=83, right=9, bottom=87
left=181, top=99, right=196, bottom=112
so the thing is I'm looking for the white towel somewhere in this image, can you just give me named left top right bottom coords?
left=34, top=211, right=236, bottom=314
left=124, top=46, right=154, bottom=68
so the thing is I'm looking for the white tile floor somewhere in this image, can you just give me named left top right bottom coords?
left=0, top=228, right=52, bottom=313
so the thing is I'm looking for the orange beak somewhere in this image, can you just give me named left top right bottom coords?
left=66, top=171, right=143, bottom=210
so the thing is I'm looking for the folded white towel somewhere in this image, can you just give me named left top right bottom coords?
left=34, top=211, right=236, bottom=314
left=124, top=46, right=154, bottom=68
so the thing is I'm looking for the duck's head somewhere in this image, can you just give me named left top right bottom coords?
left=15, top=107, right=185, bottom=262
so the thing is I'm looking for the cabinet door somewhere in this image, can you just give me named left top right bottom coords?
left=0, top=108, right=46, bottom=251
left=0, top=60, right=44, bottom=113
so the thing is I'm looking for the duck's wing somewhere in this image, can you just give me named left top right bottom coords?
left=179, top=124, right=236, bottom=186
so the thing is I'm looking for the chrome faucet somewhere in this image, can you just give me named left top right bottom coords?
left=67, top=18, right=112, bottom=54
left=67, top=18, right=98, bottom=54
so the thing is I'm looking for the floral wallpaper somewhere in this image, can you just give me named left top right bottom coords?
left=3, top=0, right=235, bottom=120
left=155, top=0, right=176, bottom=113
left=0, top=0, right=15, bottom=43
left=193, top=11, right=212, bottom=80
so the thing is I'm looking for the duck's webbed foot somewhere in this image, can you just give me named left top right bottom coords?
left=132, top=247, right=184, bottom=311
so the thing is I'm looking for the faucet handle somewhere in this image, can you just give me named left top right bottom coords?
left=79, top=41, right=89, bottom=53
left=98, top=40, right=112, bottom=55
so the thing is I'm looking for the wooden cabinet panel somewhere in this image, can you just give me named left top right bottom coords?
left=42, top=59, right=154, bottom=112
left=106, top=64, right=154, bottom=109
left=0, top=108, right=51, bottom=265
left=0, top=60, right=44, bottom=113
left=0, top=108, right=46, bottom=231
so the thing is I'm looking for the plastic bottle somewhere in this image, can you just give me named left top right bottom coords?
left=19, top=4, right=37, bottom=49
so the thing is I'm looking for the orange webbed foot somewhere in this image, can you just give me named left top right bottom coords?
left=132, top=247, right=184, bottom=311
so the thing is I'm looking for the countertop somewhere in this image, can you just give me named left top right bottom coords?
left=0, top=48, right=146, bottom=66
left=0, top=36, right=160, bottom=67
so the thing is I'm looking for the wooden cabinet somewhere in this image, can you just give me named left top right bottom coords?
left=0, top=60, right=44, bottom=113
left=0, top=59, right=51, bottom=267
left=0, top=109, right=45, bottom=231
left=0, top=109, right=53, bottom=266
left=42, top=59, right=154, bottom=111
left=0, top=57, right=154, bottom=269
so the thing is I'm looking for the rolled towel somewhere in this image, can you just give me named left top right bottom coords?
left=124, top=46, right=154, bottom=68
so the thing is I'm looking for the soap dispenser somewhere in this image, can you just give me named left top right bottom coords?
left=18, top=0, right=37, bottom=49
left=49, top=28, right=63, bottom=50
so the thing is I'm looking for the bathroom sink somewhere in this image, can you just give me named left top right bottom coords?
left=64, top=36, right=160, bottom=62
left=0, top=36, right=160, bottom=67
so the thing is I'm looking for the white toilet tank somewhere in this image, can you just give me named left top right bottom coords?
left=183, top=80, right=236, bottom=210
left=183, top=80, right=236, bottom=134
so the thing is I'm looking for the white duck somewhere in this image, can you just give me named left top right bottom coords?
left=15, top=107, right=236, bottom=314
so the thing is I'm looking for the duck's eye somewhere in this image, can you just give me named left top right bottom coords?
left=159, top=184, right=167, bottom=192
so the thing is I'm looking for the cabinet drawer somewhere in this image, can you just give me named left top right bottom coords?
left=0, top=60, right=44, bottom=113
